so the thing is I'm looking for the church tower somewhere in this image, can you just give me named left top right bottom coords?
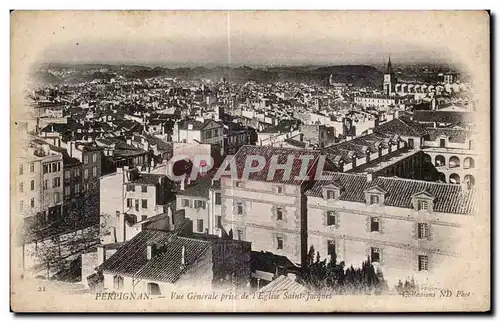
left=383, top=56, right=397, bottom=95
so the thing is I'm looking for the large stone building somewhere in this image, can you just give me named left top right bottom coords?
left=305, top=171, right=477, bottom=285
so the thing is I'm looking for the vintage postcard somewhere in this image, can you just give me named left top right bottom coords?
left=10, top=10, right=490, bottom=312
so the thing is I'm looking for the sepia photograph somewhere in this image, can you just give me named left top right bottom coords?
left=9, top=10, right=491, bottom=312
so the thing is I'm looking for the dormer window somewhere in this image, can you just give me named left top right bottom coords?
left=326, top=190, right=336, bottom=200
left=322, top=182, right=343, bottom=201
left=417, top=200, right=428, bottom=211
left=364, top=185, right=387, bottom=206
left=370, top=195, right=379, bottom=204
left=235, top=181, right=244, bottom=188
left=412, top=190, right=435, bottom=213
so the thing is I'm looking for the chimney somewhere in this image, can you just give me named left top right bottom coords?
left=42, top=144, right=50, bottom=155
left=367, top=171, right=374, bottom=183
left=126, top=138, right=132, bottom=145
left=394, top=110, right=399, bottom=119
left=188, top=124, right=193, bottom=130
left=97, top=245, right=106, bottom=265
left=147, top=244, right=156, bottom=260
left=181, top=245, right=186, bottom=267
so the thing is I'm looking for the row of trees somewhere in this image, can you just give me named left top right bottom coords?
left=296, top=246, right=388, bottom=295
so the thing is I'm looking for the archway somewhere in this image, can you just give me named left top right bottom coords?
left=464, top=157, right=475, bottom=169
left=437, top=172, right=446, bottom=182
left=449, top=173, right=460, bottom=184
left=449, top=156, right=460, bottom=169
left=435, top=155, right=446, bottom=167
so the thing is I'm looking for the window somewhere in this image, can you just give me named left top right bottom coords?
left=418, top=255, right=428, bottom=271
left=235, top=181, right=243, bottom=188
left=237, top=229, right=243, bottom=241
left=64, top=186, right=70, bottom=197
left=75, top=168, right=81, bottom=177
left=84, top=169, right=89, bottom=180
left=54, top=192, right=60, bottom=204
left=30, top=180, right=35, bottom=191
left=417, top=200, right=428, bottom=211
left=215, top=192, right=221, bottom=205
left=216, top=215, right=222, bottom=228
left=371, top=247, right=380, bottom=263
left=370, top=217, right=380, bottom=232
left=440, top=139, right=446, bottom=148
left=92, top=166, right=97, bottom=177
left=116, top=211, right=120, bottom=217
left=276, top=237, right=284, bottom=250
left=147, top=282, right=161, bottom=296
left=469, top=140, right=473, bottom=150
left=276, top=186, right=283, bottom=194
left=30, top=198, right=35, bottom=208
left=182, top=199, right=190, bottom=207
left=75, top=184, right=81, bottom=194
left=30, top=163, right=35, bottom=173
left=197, top=219, right=204, bottom=232
left=327, top=211, right=336, bottom=226
left=65, top=170, right=71, bottom=179
left=276, top=207, right=283, bottom=220
left=135, top=199, right=139, bottom=211
left=113, top=275, right=124, bottom=290
left=126, top=184, right=135, bottom=192
left=19, top=165, right=23, bottom=175
left=370, top=195, right=379, bottom=205
left=83, top=155, right=89, bottom=165
left=53, top=177, right=60, bottom=188
left=19, top=182, right=24, bottom=193
left=43, top=180, right=48, bottom=190
left=194, top=200, right=206, bottom=209
left=236, top=202, right=243, bottom=215
left=327, top=241, right=336, bottom=259
left=141, top=185, right=148, bottom=193
left=326, top=190, right=336, bottom=200
left=126, top=198, right=132, bottom=208
left=20, top=201, right=24, bottom=211
left=43, top=164, right=48, bottom=174
left=141, top=215, right=147, bottom=221
left=92, top=153, right=97, bottom=163
left=408, top=138, right=414, bottom=149
left=141, top=199, right=148, bottom=209
left=418, top=223, right=429, bottom=239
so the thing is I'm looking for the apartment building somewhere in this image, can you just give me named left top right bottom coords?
left=172, top=119, right=224, bottom=156
left=99, top=167, right=172, bottom=244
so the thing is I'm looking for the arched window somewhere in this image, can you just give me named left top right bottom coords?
left=464, top=174, right=475, bottom=186
left=449, top=173, right=460, bottom=184
left=464, top=157, right=475, bottom=169
left=449, top=156, right=460, bottom=169
left=437, top=172, right=446, bottom=182
left=147, top=282, right=161, bottom=295
left=435, top=155, right=446, bottom=167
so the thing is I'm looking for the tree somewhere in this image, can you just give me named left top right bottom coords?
left=297, top=246, right=388, bottom=295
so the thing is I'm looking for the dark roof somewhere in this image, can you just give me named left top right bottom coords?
left=98, top=229, right=211, bottom=283
left=177, top=176, right=213, bottom=198
left=374, top=118, right=428, bottom=137
left=414, top=110, right=474, bottom=124
left=426, top=128, right=473, bottom=143
left=177, top=119, right=222, bottom=131
left=129, top=173, right=166, bottom=185
left=305, top=172, right=478, bottom=215
left=228, top=145, right=321, bottom=185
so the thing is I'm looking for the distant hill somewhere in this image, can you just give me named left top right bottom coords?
left=34, top=63, right=384, bottom=88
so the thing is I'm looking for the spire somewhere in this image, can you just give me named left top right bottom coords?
left=386, top=55, right=393, bottom=74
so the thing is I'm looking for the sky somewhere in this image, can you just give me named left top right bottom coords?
left=12, top=11, right=487, bottom=68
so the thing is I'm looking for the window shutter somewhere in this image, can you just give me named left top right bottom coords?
left=411, top=222, right=417, bottom=240
left=335, top=212, right=340, bottom=229
left=379, top=217, right=384, bottom=234
left=427, top=223, right=432, bottom=241
left=322, top=211, right=327, bottom=226
left=379, top=248, right=384, bottom=265
left=365, top=215, right=370, bottom=232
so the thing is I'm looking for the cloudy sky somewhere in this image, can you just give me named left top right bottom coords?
left=12, top=11, right=488, bottom=67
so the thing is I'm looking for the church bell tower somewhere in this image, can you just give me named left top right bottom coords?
left=383, top=56, right=397, bottom=95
